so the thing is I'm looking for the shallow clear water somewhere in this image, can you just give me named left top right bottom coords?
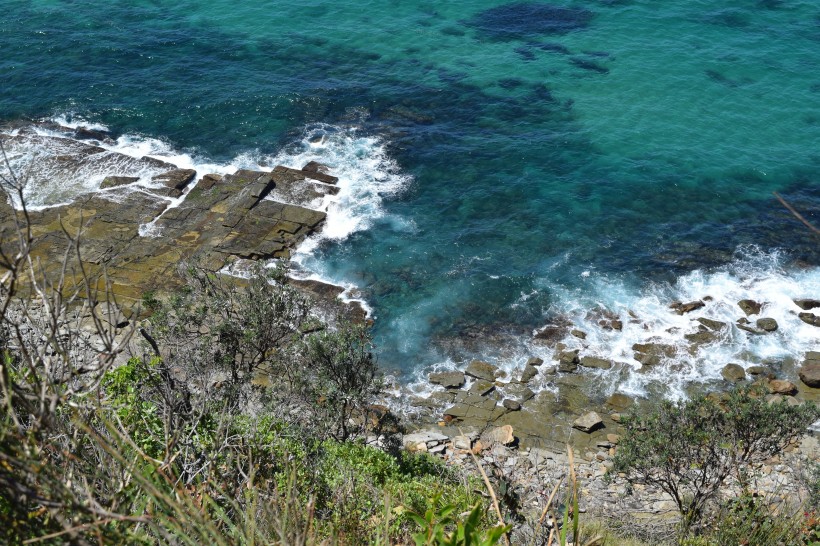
left=2, top=1, right=819, bottom=396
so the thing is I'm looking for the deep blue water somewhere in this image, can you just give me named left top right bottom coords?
left=2, top=1, right=819, bottom=390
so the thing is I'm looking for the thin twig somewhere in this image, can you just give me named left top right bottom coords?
left=460, top=427, right=511, bottom=546
left=773, top=191, right=820, bottom=235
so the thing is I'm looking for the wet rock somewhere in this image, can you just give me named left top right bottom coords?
left=504, top=383, right=536, bottom=403
left=100, top=175, right=139, bottom=189
left=685, top=330, right=719, bottom=345
left=526, top=357, right=544, bottom=366
left=738, top=299, right=763, bottom=316
left=632, top=343, right=676, bottom=366
left=696, top=318, right=727, bottom=331
left=503, top=399, right=522, bottom=411
left=579, top=356, right=613, bottom=370
left=798, top=351, right=820, bottom=388
left=671, top=300, right=705, bottom=315
left=571, top=329, right=587, bottom=339
left=587, top=307, right=622, bottom=331
left=520, top=365, right=539, bottom=383
left=556, top=349, right=580, bottom=372
left=605, top=393, right=633, bottom=411
left=747, top=366, right=770, bottom=377
left=429, top=371, right=465, bottom=389
left=794, top=299, right=820, bottom=311
left=756, top=318, right=778, bottom=332
left=534, top=319, right=571, bottom=345
left=469, top=380, right=496, bottom=396
left=799, top=312, right=820, bottom=327
left=767, top=379, right=797, bottom=395
left=573, top=412, right=603, bottom=433
left=721, top=363, right=746, bottom=382
left=152, top=168, right=197, bottom=197
left=737, top=321, right=765, bottom=335
left=465, top=360, right=499, bottom=381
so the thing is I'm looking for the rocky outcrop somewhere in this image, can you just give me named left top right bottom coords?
left=738, top=299, right=762, bottom=316
left=670, top=300, right=704, bottom=315
left=573, top=411, right=603, bottom=433
left=0, top=130, right=337, bottom=312
left=464, top=360, right=499, bottom=382
left=794, top=299, right=820, bottom=311
left=429, top=371, right=466, bottom=389
left=721, top=363, right=745, bottom=382
left=799, top=312, right=820, bottom=327
left=632, top=342, right=676, bottom=366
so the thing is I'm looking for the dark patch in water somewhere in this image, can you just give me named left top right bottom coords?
left=758, top=0, right=785, bottom=9
left=581, top=50, right=611, bottom=58
left=532, top=41, right=571, bottom=54
left=809, top=83, right=820, bottom=93
left=498, top=77, right=524, bottom=89
left=515, top=46, right=537, bottom=61
left=706, top=9, right=750, bottom=28
left=441, top=26, right=466, bottom=37
left=569, top=57, right=609, bottom=74
left=532, top=84, right=558, bottom=103
left=705, top=69, right=737, bottom=87
left=465, top=3, right=594, bottom=40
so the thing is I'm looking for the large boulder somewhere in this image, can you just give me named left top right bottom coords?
left=798, top=351, right=820, bottom=388
left=670, top=300, right=704, bottom=315
left=556, top=349, right=580, bottom=373
left=579, top=356, right=613, bottom=370
left=799, top=312, right=820, bottom=327
left=100, top=175, right=139, bottom=189
left=721, top=363, right=746, bottom=382
left=767, top=379, right=797, bottom=395
left=794, top=299, right=820, bottom=311
left=605, top=393, right=633, bottom=411
left=632, top=342, right=676, bottom=366
left=464, top=360, right=499, bottom=382
left=738, top=299, right=762, bottom=316
left=756, top=318, right=778, bottom=332
left=429, top=371, right=465, bottom=389
left=573, top=411, right=603, bottom=433
left=479, top=425, right=515, bottom=446
left=520, top=364, right=539, bottom=383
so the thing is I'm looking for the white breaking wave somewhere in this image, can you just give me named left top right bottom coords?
left=406, top=247, right=819, bottom=402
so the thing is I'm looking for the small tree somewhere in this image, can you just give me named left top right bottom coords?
left=610, top=386, right=819, bottom=533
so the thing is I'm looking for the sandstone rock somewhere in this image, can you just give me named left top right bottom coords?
left=671, top=300, right=704, bottom=315
left=632, top=342, right=676, bottom=366
left=502, top=399, right=522, bottom=411
left=579, top=356, right=613, bottom=370
left=480, top=425, right=515, bottom=446
left=469, top=380, right=495, bottom=396
left=721, top=363, right=746, bottom=382
left=606, top=393, right=633, bottom=411
left=453, top=435, right=472, bottom=450
left=534, top=321, right=571, bottom=344
left=520, top=365, right=539, bottom=383
left=794, top=299, right=820, bottom=311
left=606, top=433, right=621, bottom=445
left=738, top=299, right=762, bottom=316
left=756, top=318, right=778, bottom=332
left=571, top=329, right=587, bottom=339
left=556, top=349, right=579, bottom=373
left=429, top=371, right=465, bottom=389
left=465, top=360, right=499, bottom=381
left=696, top=317, right=727, bottom=331
left=799, top=312, right=820, bottom=327
left=685, top=330, right=719, bottom=345
left=100, top=175, right=139, bottom=189
left=573, top=412, right=603, bottom=433
left=526, top=357, right=544, bottom=366
left=768, top=379, right=797, bottom=395
left=798, top=352, right=820, bottom=388
left=152, top=168, right=197, bottom=196
left=402, top=430, right=449, bottom=450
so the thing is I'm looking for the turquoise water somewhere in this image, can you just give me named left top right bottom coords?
left=2, top=1, right=819, bottom=388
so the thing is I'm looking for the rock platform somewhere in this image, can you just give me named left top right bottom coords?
left=0, top=126, right=349, bottom=315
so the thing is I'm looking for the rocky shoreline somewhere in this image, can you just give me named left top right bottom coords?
left=3, top=121, right=819, bottom=541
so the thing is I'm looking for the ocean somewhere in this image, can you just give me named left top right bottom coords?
left=2, top=0, right=819, bottom=400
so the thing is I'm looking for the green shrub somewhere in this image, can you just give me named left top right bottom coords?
left=610, top=386, right=819, bottom=533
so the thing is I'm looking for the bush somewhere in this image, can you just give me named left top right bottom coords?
left=610, top=386, right=820, bottom=533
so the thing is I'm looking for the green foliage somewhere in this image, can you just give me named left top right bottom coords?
left=610, top=385, right=820, bottom=534
left=409, top=496, right=510, bottom=546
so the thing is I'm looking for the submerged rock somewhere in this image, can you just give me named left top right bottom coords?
left=465, top=3, right=594, bottom=40
left=100, top=175, right=139, bottom=189
left=556, top=349, right=580, bottom=372
left=670, top=300, right=705, bottom=315
left=632, top=342, right=676, bottom=366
